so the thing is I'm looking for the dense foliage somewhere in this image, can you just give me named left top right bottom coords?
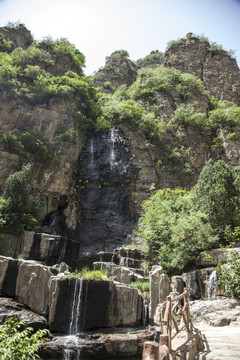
left=138, top=160, right=240, bottom=274
left=0, top=164, right=39, bottom=234
left=218, top=250, right=240, bottom=299
left=0, top=36, right=100, bottom=131
left=0, top=318, right=49, bottom=360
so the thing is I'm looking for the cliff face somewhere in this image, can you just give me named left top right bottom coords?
left=164, top=35, right=240, bottom=105
left=0, top=28, right=240, bottom=252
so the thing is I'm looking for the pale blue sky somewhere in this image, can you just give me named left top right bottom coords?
left=0, top=0, right=239, bottom=74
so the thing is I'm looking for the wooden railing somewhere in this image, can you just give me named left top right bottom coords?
left=159, top=288, right=192, bottom=359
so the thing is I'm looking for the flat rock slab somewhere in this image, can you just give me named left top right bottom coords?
left=198, top=323, right=240, bottom=359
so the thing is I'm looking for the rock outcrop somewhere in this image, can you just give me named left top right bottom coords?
left=164, top=35, right=240, bottom=105
left=0, top=24, right=33, bottom=51
left=92, top=50, right=137, bottom=93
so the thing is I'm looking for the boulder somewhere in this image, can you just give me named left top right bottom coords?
left=0, top=297, right=47, bottom=331
left=182, top=270, right=202, bottom=300
left=15, top=260, right=53, bottom=315
left=0, top=256, right=19, bottom=297
left=190, top=298, right=240, bottom=326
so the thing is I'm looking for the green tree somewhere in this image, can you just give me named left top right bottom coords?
left=138, top=188, right=214, bottom=274
left=193, top=159, right=240, bottom=235
left=2, top=164, right=39, bottom=234
left=217, top=250, right=240, bottom=299
left=0, top=318, right=49, bottom=360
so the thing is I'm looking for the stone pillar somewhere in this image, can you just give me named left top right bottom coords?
left=142, top=341, right=159, bottom=360
left=149, top=266, right=171, bottom=321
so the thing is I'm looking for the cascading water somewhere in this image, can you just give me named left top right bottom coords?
left=63, top=278, right=84, bottom=360
left=69, top=278, right=83, bottom=334
left=142, top=301, right=149, bottom=327
left=89, top=138, right=95, bottom=173
left=109, top=127, right=127, bottom=174
left=76, top=127, right=134, bottom=252
left=207, top=270, right=218, bottom=300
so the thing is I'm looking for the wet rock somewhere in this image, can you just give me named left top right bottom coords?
left=183, top=267, right=227, bottom=300
left=182, top=270, right=203, bottom=300
left=76, top=128, right=134, bottom=252
left=0, top=297, right=47, bottom=331
left=15, top=260, right=53, bottom=315
left=39, top=328, right=155, bottom=359
left=48, top=275, right=82, bottom=333
left=49, top=275, right=143, bottom=333
left=49, top=276, right=115, bottom=333
left=0, top=256, right=19, bottom=297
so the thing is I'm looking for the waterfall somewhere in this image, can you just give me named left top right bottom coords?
left=89, top=138, right=94, bottom=172
left=63, top=336, right=81, bottom=360
left=69, top=278, right=83, bottom=334
left=110, top=127, right=117, bottom=170
left=142, top=301, right=149, bottom=327
left=109, top=127, right=127, bottom=174
left=207, top=270, right=218, bottom=300
left=77, top=126, right=133, bottom=252
left=62, top=278, right=84, bottom=360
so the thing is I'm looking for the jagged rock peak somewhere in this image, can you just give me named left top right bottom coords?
left=164, top=33, right=240, bottom=105
left=0, top=23, right=33, bottom=52
left=92, top=50, right=137, bottom=93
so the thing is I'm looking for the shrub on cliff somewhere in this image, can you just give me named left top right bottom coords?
left=193, top=159, right=240, bottom=235
left=0, top=163, right=39, bottom=234
left=138, top=188, right=214, bottom=274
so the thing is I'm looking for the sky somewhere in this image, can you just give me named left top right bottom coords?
left=0, top=0, right=239, bottom=75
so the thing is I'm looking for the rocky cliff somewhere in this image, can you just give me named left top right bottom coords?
left=0, top=27, right=240, bottom=255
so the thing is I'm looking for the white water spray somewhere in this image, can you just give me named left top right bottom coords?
left=69, top=278, right=83, bottom=334
left=63, top=278, right=83, bottom=360
left=207, top=270, right=218, bottom=300
left=89, top=138, right=94, bottom=171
